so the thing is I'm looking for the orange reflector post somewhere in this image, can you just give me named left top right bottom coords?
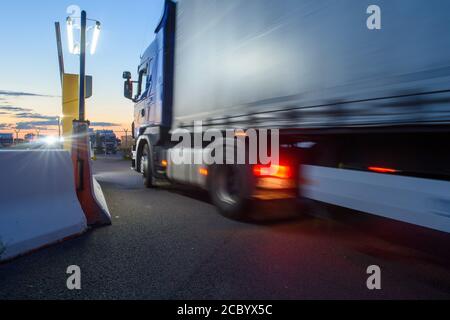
left=368, top=167, right=399, bottom=174
left=199, top=168, right=209, bottom=176
left=253, top=164, right=293, bottom=179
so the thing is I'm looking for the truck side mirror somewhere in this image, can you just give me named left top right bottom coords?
left=123, top=71, right=132, bottom=80
left=124, top=80, right=133, bottom=100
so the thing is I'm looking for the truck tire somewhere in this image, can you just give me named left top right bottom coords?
left=208, top=164, right=254, bottom=221
left=141, top=143, right=156, bottom=188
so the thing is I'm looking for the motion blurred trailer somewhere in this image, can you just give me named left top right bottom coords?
left=123, top=0, right=450, bottom=233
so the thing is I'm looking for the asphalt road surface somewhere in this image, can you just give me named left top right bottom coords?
left=1, top=155, right=449, bottom=300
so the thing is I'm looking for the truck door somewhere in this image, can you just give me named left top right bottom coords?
left=134, top=60, right=156, bottom=130
left=134, top=62, right=150, bottom=130
left=146, top=59, right=156, bottom=123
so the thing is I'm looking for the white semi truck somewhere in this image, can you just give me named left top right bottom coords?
left=122, top=0, right=450, bottom=233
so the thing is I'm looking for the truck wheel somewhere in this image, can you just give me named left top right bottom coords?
left=208, top=164, right=254, bottom=220
left=141, top=144, right=156, bottom=188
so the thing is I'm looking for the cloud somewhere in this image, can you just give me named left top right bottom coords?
left=0, top=105, right=59, bottom=122
left=0, top=106, right=58, bottom=125
left=15, top=120, right=59, bottom=130
left=9, top=120, right=119, bottom=131
left=0, top=90, right=54, bottom=98
left=15, top=112, right=58, bottom=120
left=0, top=123, right=11, bottom=130
left=0, top=105, right=63, bottom=131
left=91, top=122, right=121, bottom=127
left=0, top=105, right=33, bottom=113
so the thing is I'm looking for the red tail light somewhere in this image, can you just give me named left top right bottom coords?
left=253, top=164, right=293, bottom=179
left=368, top=166, right=399, bottom=174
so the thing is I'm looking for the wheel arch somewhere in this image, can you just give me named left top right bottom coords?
left=135, top=135, right=151, bottom=173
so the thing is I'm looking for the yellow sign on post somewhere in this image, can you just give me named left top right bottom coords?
left=62, top=73, right=93, bottom=150
left=62, top=74, right=79, bottom=150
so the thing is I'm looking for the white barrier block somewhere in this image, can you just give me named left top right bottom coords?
left=92, top=176, right=111, bottom=219
left=0, top=150, right=87, bottom=262
left=302, top=165, right=450, bottom=233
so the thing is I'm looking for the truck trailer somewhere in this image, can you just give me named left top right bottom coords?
left=123, top=0, right=450, bottom=233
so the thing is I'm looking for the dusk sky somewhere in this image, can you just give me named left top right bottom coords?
left=0, top=0, right=165, bottom=137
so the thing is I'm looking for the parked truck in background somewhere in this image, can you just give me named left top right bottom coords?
left=123, top=0, right=450, bottom=233
left=93, top=130, right=118, bottom=155
left=0, top=133, right=14, bottom=148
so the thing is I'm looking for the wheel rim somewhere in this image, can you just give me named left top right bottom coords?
left=140, top=149, right=148, bottom=177
left=216, top=166, right=241, bottom=205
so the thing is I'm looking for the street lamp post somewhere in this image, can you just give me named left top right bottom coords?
left=59, top=9, right=110, bottom=226
left=79, top=10, right=87, bottom=122
left=57, top=115, right=63, bottom=138
left=123, top=128, right=129, bottom=148
left=65, top=9, right=101, bottom=121
left=65, top=9, right=102, bottom=191
left=14, top=129, right=21, bottom=145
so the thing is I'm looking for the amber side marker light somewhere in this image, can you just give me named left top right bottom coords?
left=234, top=131, right=248, bottom=138
left=368, top=167, right=399, bottom=174
left=199, top=168, right=209, bottom=176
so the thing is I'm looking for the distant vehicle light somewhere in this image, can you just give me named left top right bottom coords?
left=253, top=164, right=293, bottom=179
left=44, top=136, right=58, bottom=146
left=368, top=167, right=399, bottom=174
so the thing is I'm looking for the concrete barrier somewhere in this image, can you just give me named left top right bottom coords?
left=0, top=150, right=87, bottom=262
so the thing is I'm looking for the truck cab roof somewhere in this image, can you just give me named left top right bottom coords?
left=139, top=0, right=174, bottom=72
left=139, top=41, right=157, bottom=73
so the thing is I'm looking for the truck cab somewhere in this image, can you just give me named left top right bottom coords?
left=130, top=40, right=162, bottom=137
left=122, top=0, right=176, bottom=172
left=123, top=2, right=175, bottom=133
